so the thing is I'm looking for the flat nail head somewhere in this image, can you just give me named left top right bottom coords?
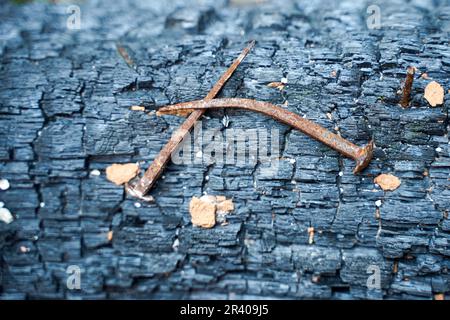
left=353, top=140, right=374, bottom=174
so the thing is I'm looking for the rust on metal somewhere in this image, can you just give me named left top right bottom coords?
left=126, top=40, right=256, bottom=200
left=400, top=66, right=415, bottom=108
left=157, top=98, right=374, bottom=174
left=116, top=43, right=137, bottom=70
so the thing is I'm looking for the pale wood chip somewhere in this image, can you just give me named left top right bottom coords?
left=189, top=196, right=216, bottom=228
left=424, top=81, right=444, bottom=107
left=307, top=227, right=315, bottom=244
left=216, top=199, right=234, bottom=213
left=131, top=105, right=145, bottom=111
left=106, top=163, right=140, bottom=185
left=434, top=293, right=445, bottom=300
left=267, top=82, right=285, bottom=90
left=374, top=173, right=401, bottom=191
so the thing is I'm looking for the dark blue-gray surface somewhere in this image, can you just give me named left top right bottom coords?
left=0, top=0, right=449, bottom=299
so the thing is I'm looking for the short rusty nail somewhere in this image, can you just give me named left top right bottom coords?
left=116, top=43, right=136, bottom=70
left=158, top=98, right=374, bottom=174
left=126, top=40, right=256, bottom=200
left=400, top=66, right=415, bottom=108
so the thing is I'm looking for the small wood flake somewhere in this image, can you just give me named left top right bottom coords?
left=307, top=227, right=315, bottom=244
left=189, top=196, right=216, bottom=228
left=106, top=163, right=139, bottom=186
left=374, top=174, right=401, bottom=191
left=267, top=82, right=285, bottom=90
left=424, top=81, right=444, bottom=107
left=130, top=105, right=145, bottom=111
left=189, top=195, right=235, bottom=228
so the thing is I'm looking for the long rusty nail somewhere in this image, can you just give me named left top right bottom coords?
left=157, top=98, right=374, bottom=174
left=126, top=40, right=256, bottom=200
left=400, top=66, right=415, bottom=108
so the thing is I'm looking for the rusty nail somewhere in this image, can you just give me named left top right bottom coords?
left=126, top=40, right=256, bottom=200
left=116, top=43, right=137, bottom=70
left=157, top=98, right=374, bottom=174
left=400, top=66, right=415, bottom=108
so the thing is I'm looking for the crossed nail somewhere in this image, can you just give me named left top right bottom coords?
left=127, top=40, right=374, bottom=202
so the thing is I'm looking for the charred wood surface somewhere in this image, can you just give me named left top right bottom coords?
left=0, top=0, right=449, bottom=299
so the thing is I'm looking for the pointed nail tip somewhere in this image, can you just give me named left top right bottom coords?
left=246, top=40, right=256, bottom=49
left=125, top=183, right=155, bottom=202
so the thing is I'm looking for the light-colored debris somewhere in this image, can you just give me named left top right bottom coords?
left=311, top=274, right=320, bottom=283
left=424, top=81, right=444, bottom=107
left=217, top=199, right=234, bottom=214
left=307, top=227, right=315, bottom=244
left=420, top=73, right=430, bottom=80
left=375, top=208, right=381, bottom=219
left=0, top=207, right=13, bottom=224
left=0, top=178, right=10, bottom=191
left=434, top=293, right=445, bottom=300
left=130, top=105, right=146, bottom=111
left=107, top=231, right=113, bottom=242
left=19, top=246, right=30, bottom=253
left=90, top=169, right=101, bottom=176
left=172, top=238, right=180, bottom=251
left=281, top=77, right=288, bottom=84
left=106, top=163, right=139, bottom=185
left=267, top=82, right=285, bottom=90
left=222, top=115, right=230, bottom=127
left=375, top=200, right=382, bottom=207
left=189, top=195, right=235, bottom=228
left=189, top=196, right=216, bottom=228
left=374, top=173, right=401, bottom=191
